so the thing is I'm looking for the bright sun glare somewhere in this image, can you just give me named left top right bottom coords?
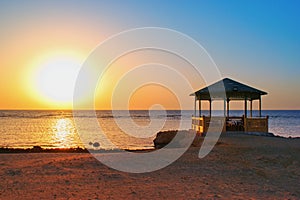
left=34, top=56, right=81, bottom=105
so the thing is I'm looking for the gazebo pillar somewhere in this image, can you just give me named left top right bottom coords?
left=223, top=99, right=226, bottom=117
left=198, top=99, right=201, bottom=117
left=250, top=100, right=253, bottom=117
left=259, top=96, right=262, bottom=117
left=244, top=99, right=247, bottom=118
left=209, top=99, right=212, bottom=117
left=227, top=99, right=230, bottom=117
left=194, top=96, right=196, bottom=117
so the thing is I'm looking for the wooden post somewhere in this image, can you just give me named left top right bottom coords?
left=266, top=115, right=269, bottom=132
left=244, top=117, right=247, bottom=132
left=223, top=99, right=226, bottom=117
left=198, top=100, right=201, bottom=117
left=194, top=96, right=196, bottom=117
left=209, top=99, right=212, bottom=117
left=259, top=96, right=262, bottom=117
left=250, top=100, right=253, bottom=117
left=244, top=99, right=247, bottom=118
left=227, top=99, right=230, bottom=117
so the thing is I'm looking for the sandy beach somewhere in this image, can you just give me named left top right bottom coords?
left=0, top=133, right=299, bottom=200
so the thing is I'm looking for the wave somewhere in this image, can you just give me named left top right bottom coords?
left=1, top=110, right=299, bottom=120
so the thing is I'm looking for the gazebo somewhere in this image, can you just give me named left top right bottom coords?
left=191, top=78, right=269, bottom=133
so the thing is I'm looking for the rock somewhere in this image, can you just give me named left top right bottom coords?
left=244, top=132, right=275, bottom=137
left=153, top=131, right=176, bottom=147
left=153, top=130, right=203, bottom=149
left=93, top=142, right=100, bottom=148
left=6, top=169, right=21, bottom=176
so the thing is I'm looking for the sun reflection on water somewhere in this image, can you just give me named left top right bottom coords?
left=52, top=118, right=82, bottom=148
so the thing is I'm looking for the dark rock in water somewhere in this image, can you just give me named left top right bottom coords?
left=153, top=130, right=202, bottom=149
left=93, top=142, right=100, bottom=148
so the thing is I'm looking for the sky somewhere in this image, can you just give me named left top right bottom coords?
left=0, top=0, right=299, bottom=110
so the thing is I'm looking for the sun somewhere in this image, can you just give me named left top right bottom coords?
left=33, top=55, right=82, bottom=106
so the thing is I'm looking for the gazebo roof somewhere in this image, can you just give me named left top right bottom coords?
left=191, top=78, right=267, bottom=100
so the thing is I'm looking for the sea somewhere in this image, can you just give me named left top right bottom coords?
left=0, top=110, right=299, bottom=150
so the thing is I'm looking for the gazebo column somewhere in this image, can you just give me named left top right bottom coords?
left=244, top=99, right=247, bottom=118
left=259, top=96, right=262, bottom=117
left=194, top=96, right=197, bottom=117
left=198, top=99, right=201, bottom=117
left=250, top=100, right=253, bottom=117
left=209, top=99, right=212, bottom=117
left=223, top=99, right=226, bottom=117
left=227, top=99, right=230, bottom=117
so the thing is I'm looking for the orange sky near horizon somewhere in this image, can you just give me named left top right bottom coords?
left=0, top=30, right=297, bottom=110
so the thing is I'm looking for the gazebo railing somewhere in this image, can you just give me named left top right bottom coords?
left=192, top=115, right=269, bottom=133
left=244, top=116, right=269, bottom=132
left=192, top=116, right=226, bottom=134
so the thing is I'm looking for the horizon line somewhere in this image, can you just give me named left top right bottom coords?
left=0, top=109, right=299, bottom=111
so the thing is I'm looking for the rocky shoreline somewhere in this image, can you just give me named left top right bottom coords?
left=1, top=130, right=298, bottom=154
left=153, top=130, right=281, bottom=149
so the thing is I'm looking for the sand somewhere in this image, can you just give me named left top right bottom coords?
left=0, top=133, right=299, bottom=200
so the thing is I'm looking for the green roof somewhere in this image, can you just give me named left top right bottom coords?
left=191, top=78, right=267, bottom=100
